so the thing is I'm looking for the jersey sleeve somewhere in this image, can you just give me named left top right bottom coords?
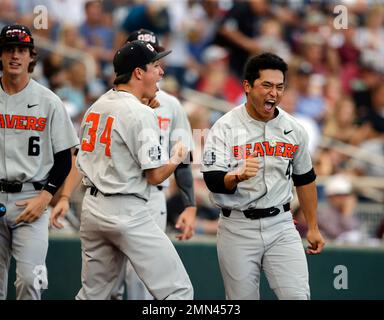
left=169, top=99, right=194, bottom=160
left=201, top=122, right=230, bottom=172
left=134, top=110, right=168, bottom=170
left=50, top=97, right=79, bottom=153
left=292, top=124, right=313, bottom=175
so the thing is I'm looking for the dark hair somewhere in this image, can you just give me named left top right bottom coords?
left=243, top=52, right=288, bottom=86
left=84, top=0, right=102, bottom=11
left=0, top=46, right=37, bottom=73
left=113, top=64, right=147, bottom=85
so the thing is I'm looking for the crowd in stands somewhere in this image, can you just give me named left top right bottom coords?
left=2, top=0, right=383, bottom=242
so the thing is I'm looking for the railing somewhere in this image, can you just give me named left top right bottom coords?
left=320, top=135, right=384, bottom=169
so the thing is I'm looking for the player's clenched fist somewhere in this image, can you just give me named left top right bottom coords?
left=235, top=151, right=260, bottom=182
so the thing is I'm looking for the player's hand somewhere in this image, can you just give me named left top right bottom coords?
left=15, top=190, right=53, bottom=224
left=306, top=228, right=325, bottom=254
left=147, top=98, right=160, bottom=109
left=170, top=140, right=188, bottom=165
left=175, top=206, right=196, bottom=241
left=50, top=196, right=70, bottom=229
left=235, top=151, right=260, bottom=182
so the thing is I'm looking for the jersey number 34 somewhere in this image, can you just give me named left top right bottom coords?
left=81, top=112, right=114, bottom=157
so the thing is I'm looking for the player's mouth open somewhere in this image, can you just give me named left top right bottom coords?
left=264, top=99, right=276, bottom=113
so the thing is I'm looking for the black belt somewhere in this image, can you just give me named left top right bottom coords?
left=222, top=203, right=290, bottom=220
left=89, top=186, right=118, bottom=197
left=0, top=180, right=44, bottom=193
left=89, top=186, right=145, bottom=201
left=90, top=186, right=101, bottom=197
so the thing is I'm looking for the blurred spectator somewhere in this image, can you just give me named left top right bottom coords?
left=214, top=0, right=272, bottom=77
left=367, top=83, right=384, bottom=132
left=323, top=97, right=359, bottom=144
left=351, top=57, right=384, bottom=122
left=42, top=53, right=66, bottom=91
left=314, top=147, right=349, bottom=178
left=116, top=1, right=170, bottom=51
left=79, top=0, right=115, bottom=75
left=329, top=13, right=361, bottom=93
left=355, top=5, right=384, bottom=74
left=59, top=24, right=86, bottom=50
left=318, top=174, right=363, bottom=243
left=195, top=45, right=244, bottom=105
left=119, top=1, right=170, bottom=40
left=164, top=0, right=198, bottom=88
left=323, top=76, right=343, bottom=116
left=350, top=120, right=384, bottom=178
left=186, top=0, right=223, bottom=64
left=255, top=18, right=291, bottom=62
left=293, top=61, right=326, bottom=123
left=0, top=0, right=19, bottom=28
left=280, top=88, right=321, bottom=156
left=296, top=8, right=339, bottom=75
left=297, top=32, right=328, bottom=76
left=55, top=61, right=88, bottom=129
left=349, top=82, right=384, bottom=145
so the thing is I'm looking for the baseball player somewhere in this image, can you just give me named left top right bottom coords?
left=75, top=40, right=193, bottom=300
left=51, top=30, right=197, bottom=300
left=0, top=24, right=79, bottom=299
left=111, top=29, right=196, bottom=300
left=201, top=52, right=325, bottom=300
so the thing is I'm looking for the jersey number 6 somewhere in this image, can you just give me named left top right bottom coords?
left=81, top=112, right=114, bottom=157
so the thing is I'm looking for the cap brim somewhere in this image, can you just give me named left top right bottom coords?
left=152, top=50, right=171, bottom=62
left=0, top=41, right=34, bottom=47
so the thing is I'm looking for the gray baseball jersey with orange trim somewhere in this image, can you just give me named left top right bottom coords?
left=76, top=89, right=167, bottom=200
left=0, top=79, right=79, bottom=182
left=201, top=105, right=313, bottom=210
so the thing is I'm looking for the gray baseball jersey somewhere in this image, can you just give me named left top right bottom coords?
left=0, top=79, right=79, bottom=182
left=201, top=105, right=313, bottom=210
left=76, top=89, right=167, bottom=200
left=155, top=89, right=194, bottom=188
left=118, top=89, right=194, bottom=300
left=76, top=89, right=193, bottom=300
left=201, top=105, right=312, bottom=300
left=0, top=78, right=79, bottom=300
